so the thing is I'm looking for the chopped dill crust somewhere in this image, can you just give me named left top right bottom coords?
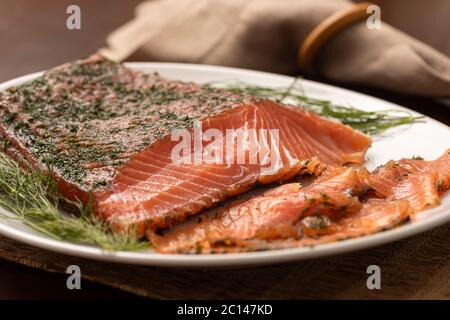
left=0, top=55, right=251, bottom=190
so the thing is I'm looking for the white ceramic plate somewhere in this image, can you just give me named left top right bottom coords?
left=0, top=63, right=449, bottom=268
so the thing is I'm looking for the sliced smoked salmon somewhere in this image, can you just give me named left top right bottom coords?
left=151, top=167, right=368, bottom=253
left=208, top=198, right=411, bottom=253
left=152, top=150, right=449, bottom=253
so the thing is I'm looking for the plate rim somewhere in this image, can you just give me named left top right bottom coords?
left=0, top=62, right=448, bottom=268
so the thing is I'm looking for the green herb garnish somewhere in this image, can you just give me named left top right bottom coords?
left=209, top=79, right=423, bottom=135
left=0, top=152, right=148, bottom=251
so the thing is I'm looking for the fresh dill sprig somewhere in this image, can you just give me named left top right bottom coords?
left=0, top=152, right=148, bottom=251
left=211, top=79, right=423, bottom=135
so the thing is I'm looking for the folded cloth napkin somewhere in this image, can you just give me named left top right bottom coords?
left=100, top=0, right=450, bottom=97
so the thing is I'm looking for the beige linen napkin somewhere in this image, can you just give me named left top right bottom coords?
left=100, top=0, right=450, bottom=97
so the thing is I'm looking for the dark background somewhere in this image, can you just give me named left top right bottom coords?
left=1, top=0, right=450, bottom=83
left=0, top=0, right=449, bottom=299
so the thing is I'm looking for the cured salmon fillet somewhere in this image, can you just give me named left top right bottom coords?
left=95, top=102, right=371, bottom=233
left=0, top=55, right=371, bottom=236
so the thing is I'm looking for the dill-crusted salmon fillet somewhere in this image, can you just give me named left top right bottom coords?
left=0, top=55, right=371, bottom=236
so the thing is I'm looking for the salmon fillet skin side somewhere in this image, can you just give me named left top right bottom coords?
left=0, top=55, right=371, bottom=237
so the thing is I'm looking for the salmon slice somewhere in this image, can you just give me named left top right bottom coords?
left=151, top=167, right=368, bottom=253
left=206, top=198, right=411, bottom=253
left=367, top=150, right=450, bottom=220
left=0, top=55, right=371, bottom=236
left=295, top=198, right=410, bottom=244
left=395, top=149, right=450, bottom=192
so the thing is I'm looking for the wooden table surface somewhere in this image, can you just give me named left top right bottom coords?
left=0, top=0, right=448, bottom=299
